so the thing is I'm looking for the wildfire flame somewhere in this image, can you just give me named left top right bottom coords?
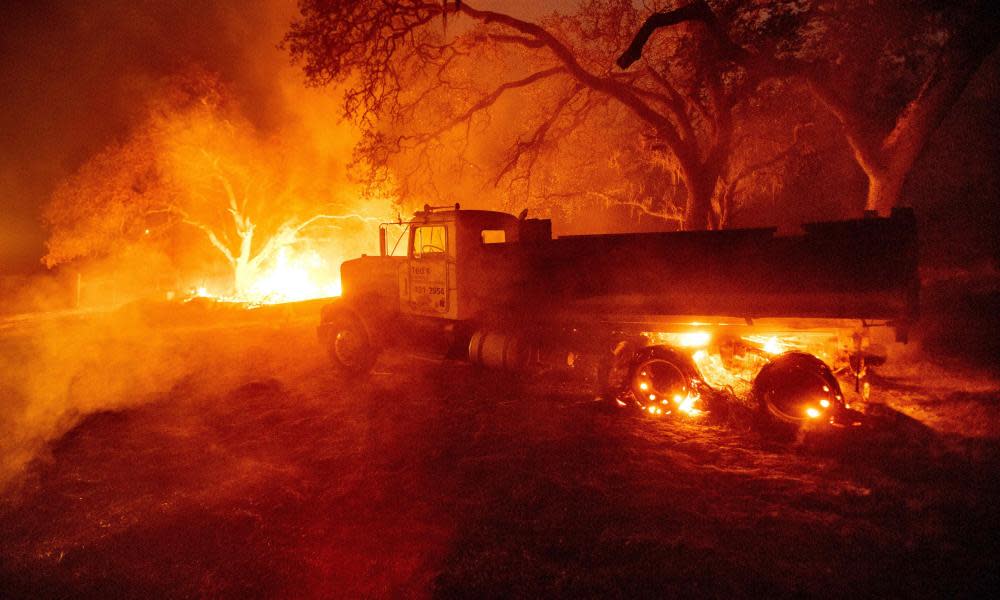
left=649, top=331, right=712, bottom=348
left=187, top=245, right=343, bottom=306
left=692, top=349, right=759, bottom=396
left=244, top=247, right=341, bottom=304
left=637, top=329, right=842, bottom=421
left=675, top=391, right=702, bottom=416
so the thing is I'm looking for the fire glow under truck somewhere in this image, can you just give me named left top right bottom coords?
left=318, top=204, right=917, bottom=435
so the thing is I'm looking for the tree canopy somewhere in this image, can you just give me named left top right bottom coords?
left=286, top=1, right=819, bottom=230
left=620, top=0, right=1000, bottom=214
left=286, top=0, right=997, bottom=226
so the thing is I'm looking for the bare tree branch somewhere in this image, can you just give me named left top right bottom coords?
left=494, top=83, right=585, bottom=185
left=421, top=66, right=567, bottom=140
left=616, top=0, right=746, bottom=70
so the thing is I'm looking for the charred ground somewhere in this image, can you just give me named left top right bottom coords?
left=1, top=295, right=999, bottom=598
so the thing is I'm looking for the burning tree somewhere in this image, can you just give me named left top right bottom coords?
left=285, top=1, right=812, bottom=230
left=43, top=72, right=378, bottom=301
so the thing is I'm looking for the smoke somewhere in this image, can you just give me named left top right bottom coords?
left=0, top=299, right=333, bottom=493
left=0, top=0, right=377, bottom=491
left=10, top=0, right=404, bottom=306
left=0, top=0, right=304, bottom=272
left=1, top=0, right=998, bottom=494
left=1, top=309, right=187, bottom=491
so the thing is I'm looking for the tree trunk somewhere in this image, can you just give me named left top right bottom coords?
left=813, top=5, right=999, bottom=218
left=232, top=223, right=256, bottom=296
left=233, top=256, right=255, bottom=296
left=684, top=171, right=718, bottom=231
left=865, top=164, right=906, bottom=215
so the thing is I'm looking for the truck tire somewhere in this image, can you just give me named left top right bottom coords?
left=626, top=345, right=699, bottom=413
left=751, top=352, right=842, bottom=440
left=319, top=305, right=378, bottom=378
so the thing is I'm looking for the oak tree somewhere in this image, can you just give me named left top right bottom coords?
left=619, top=0, right=1000, bottom=215
left=285, top=0, right=801, bottom=229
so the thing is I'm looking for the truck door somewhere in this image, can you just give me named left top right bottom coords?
left=401, top=223, right=453, bottom=317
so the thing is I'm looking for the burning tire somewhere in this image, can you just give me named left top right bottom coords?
left=751, top=351, right=844, bottom=438
left=627, top=346, right=702, bottom=416
left=318, top=304, right=378, bottom=377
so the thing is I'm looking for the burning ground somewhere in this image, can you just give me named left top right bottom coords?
left=1, top=297, right=999, bottom=598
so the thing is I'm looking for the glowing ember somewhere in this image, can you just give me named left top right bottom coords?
left=636, top=390, right=702, bottom=418
left=676, top=392, right=702, bottom=416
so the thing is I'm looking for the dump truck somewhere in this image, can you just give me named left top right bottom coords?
left=318, top=204, right=918, bottom=434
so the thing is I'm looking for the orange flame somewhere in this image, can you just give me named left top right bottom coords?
left=243, top=247, right=341, bottom=304
left=187, top=245, right=343, bottom=306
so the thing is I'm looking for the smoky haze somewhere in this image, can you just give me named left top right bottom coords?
left=0, top=0, right=997, bottom=486
left=0, top=0, right=321, bottom=492
left=0, top=0, right=565, bottom=491
left=0, top=0, right=300, bottom=273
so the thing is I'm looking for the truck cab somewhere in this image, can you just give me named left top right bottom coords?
left=325, top=205, right=549, bottom=369
left=397, top=206, right=522, bottom=321
left=338, top=204, right=550, bottom=322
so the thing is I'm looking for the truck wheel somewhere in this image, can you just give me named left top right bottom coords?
left=750, top=389, right=800, bottom=441
left=751, top=352, right=842, bottom=440
left=627, top=346, right=699, bottom=415
left=321, top=308, right=378, bottom=377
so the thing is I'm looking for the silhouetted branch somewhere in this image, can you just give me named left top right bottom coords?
left=616, top=1, right=745, bottom=70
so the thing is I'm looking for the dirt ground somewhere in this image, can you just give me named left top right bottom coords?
left=1, top=301, right=999, bottom=598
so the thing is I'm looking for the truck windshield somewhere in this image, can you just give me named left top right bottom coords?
left=412, top=225, right=447, bottom=258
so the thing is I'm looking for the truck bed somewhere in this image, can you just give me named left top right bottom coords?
left=484, top=209, right=918, bottom=329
